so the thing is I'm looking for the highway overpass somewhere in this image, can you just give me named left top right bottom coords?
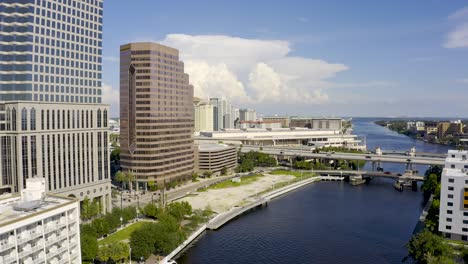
left=240, top=145, right=446, bottom=166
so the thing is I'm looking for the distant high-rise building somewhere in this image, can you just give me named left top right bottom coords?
left=194, top=98, right=214, bottom=132
left=209, top=97, right=233, bottom=130
left=0, top=0, right=111, bottom=211
left=120, top=42, right=195, bottom=186
left=239, top=109, right=257, bottom=122
left=439, top=150, right=468, bottom=241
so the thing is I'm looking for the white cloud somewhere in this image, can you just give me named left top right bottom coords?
left=102, top=83, right=119, bottom=114
left=445, top=7, right=468, bottom=48
left=449, top=7, right=468, bottom=20
left=445, top=22, right=468, bottom=48
left=160, top=34, right=348, bottom=105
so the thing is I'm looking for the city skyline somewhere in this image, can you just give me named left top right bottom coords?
left=101, top=0, right=468, bottom=118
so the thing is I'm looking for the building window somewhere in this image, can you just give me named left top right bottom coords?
left=30, top=108, right=36, bottom=130
left=63, top=110, right=66, bottom=129
left=448, top=202, right=453, bottom=206
left=446, top=225, right=452, bottom=230
left=447, top=218, right=452, bottom=222
left=448, top=194, right=454, bottom=199
left=103, top=109, right=108, bottom=127
left=448, top=210, right=453, bottom=214
left=21, top=108, right=27, bottom=131
left=52, top=110, right=55, bottom=129
left=448, top=186, right=454, bottom=191
left=97, top=109, right=101, bottom=127
left=463, top=220, right=468, bottom=224
left=22, top=136, right=28, bottom=186
left=11, top=108, right=16, bottom=131
left=451, top=164, right=456, bottom=169
left=463, top=236, right=468, bottom=241
left=31, top=136, right=37, bottom=177
left=463, top=228, right=468, bottom=232
left=445, top=233, right=451, bottom=238
left=448, top=178, right=454, bottom=183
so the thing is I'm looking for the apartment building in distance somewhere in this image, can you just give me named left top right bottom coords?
left=120, top=42, right=195, bottom=187
left=0, top=178, right=81, bottom=264
left=439, top=150, right=468, bottom=241
left=210, top=97, right=234, bottom=130
left=194, top=98, right=214, bottom=132
left=0, top=0, right=111, bottom=211
left=239, top=108, right=256, bottom=122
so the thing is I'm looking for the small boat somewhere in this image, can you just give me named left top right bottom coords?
left=166, top=260, right=177, bottom=264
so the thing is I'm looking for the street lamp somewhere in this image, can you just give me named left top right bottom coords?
left=129, top=247, right=132, bottom=264
left=120, top=216, right=123, bottom=228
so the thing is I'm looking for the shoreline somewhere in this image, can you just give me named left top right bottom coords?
left=375, top=122, right=457, bottom=148
left=159, top=176, right=329, bottom=264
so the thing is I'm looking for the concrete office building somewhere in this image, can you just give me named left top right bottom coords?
left=439, top=150, right=468, bottom=241
left=120, top=42, right=195, bottom=186
left=239, top=108, right=256, bottom=122
left=194, top=99, right=214, bottom=132
left=196, top=144, right=237, bottom=175
left=0, top=178, right=81, bottom=264
left=289, top=117, right=342, bottom=130
left=0, top=0, right=111, bottom=210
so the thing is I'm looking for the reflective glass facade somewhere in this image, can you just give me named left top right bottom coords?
left=0, top=0, right=103, bottom=103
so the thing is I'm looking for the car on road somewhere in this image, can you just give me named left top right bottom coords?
left=384, top=171, right=391, bottom=175
left=406, top=159, right=412, bottom=162
left=365, top=155, right=372, bottom=159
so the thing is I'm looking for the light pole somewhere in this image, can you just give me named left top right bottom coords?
left=120, top=216, right=123, bottom=229
left=129, top=247, right=132, bottom=264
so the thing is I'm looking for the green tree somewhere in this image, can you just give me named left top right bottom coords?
left=129, top=223, right=158, bottom=260
left=167, top=201, right=192, bottom=221
left=422, top=174, right=439, bottom=195
left=203, top=170, right=213, bottom=178
left=110, top=146, right=121, bottom=162
left=220, top=166, right=228, bottom=175
left=115, top=171, right=127, bottom=190
left=407, top=230, right=452, bottom=263
left=191, top=172, right=199, bottom=182
left=98, top=242, right=129, bottom=263
left=91, top=217, right=110, bottom=238
left=80, top=233, right=98, bottom=262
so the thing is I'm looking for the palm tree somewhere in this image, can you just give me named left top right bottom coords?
left=126, top=171, right=135, bottom=194
left=115, top=171, right=127, bottom=190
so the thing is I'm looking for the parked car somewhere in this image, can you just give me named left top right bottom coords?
left=384, top=171, right=391, bottom=175
left=365, top=155, right=372, bottom=159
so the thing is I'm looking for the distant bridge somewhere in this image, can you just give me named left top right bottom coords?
left=241, top=145, right=446, bottom=166
left=312, top=170, right=425, bottom=181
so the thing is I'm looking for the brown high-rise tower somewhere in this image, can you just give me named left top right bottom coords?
left=120, top=43, right=194, bottom=188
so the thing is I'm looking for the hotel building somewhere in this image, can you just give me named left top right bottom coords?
left=0, top=0, right=111, bottom=211
left=119, top=42, right=195, bottom=187
left=0, top=178, right=81, bottom=264
left=439, top=150, right=468, bottom=241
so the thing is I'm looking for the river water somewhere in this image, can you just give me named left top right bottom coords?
left=177, top=118, right=452, bottom=264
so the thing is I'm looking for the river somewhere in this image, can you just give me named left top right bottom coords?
left=177, top=118, right=452, bottom=264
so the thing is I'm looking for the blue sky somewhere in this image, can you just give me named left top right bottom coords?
left=101, top=0, right=468, bottom=118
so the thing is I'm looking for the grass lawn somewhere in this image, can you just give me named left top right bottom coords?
left=199, top=174, right=264, bottom=191
left=270, top=169, right=315, bottom=178
left=98, top=221, right=147, bottom=245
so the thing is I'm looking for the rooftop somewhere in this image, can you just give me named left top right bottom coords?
left=0, top=178, right=77, bottom=228
left=198, top=143, right=235, bottom=152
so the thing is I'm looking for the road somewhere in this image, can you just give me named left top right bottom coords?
left=241, top=145, right=445, bottom=166
left=312, top=169, right=424, bottom=181
left=114, top=174, right=241, bottom=209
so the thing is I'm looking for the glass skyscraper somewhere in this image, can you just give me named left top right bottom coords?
left=0, top=0, right=111, bottom=212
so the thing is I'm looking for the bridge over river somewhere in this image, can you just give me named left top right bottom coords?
left=241, top=145, right=446, bottom=167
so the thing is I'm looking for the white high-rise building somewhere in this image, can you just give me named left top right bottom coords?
left=0, top=178, right=81, bottom=264
left=439, top=150, right=468, bottom=241
left=0, top=0, right=111, bottom=211
left=239, top=109, right=257, bottom=122
left=194, top=100, right=214, bottom=132
left=209, top=97, right=233, bottom=130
